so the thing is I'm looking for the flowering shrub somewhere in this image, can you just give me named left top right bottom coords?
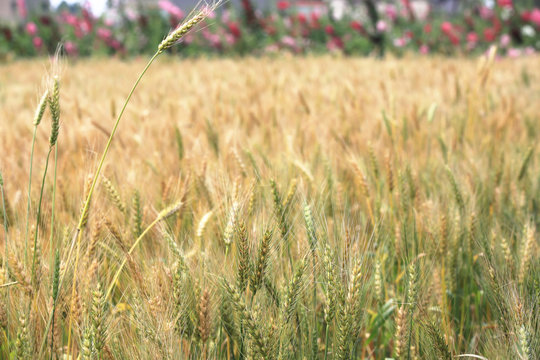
left=0, top=0, right=539, bottom=58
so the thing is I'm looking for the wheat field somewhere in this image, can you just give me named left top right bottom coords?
left=0, top=54, right=538, bottom=359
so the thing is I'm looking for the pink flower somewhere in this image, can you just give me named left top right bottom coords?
left=448, top=34, right=460, bottom=46
left=110, top=39, right=122, bottom=51
left=484, top=28, right=496, bottom=42
left=202, top=29, right=221, bottom=48
left=420, top=44, right=429, bottom=54
left=297, top=13, right=307, bottom=24
left=264, top=44, right=279, bottom=53
left=499, top=34, right=511, bottom=47
left=265, top=44, right=279, bottom=53
left=125, top=9, right=138, bottom=21
left=202, top=5, right=216, bottom=19
left=277, top=1, right=290, bottom=11
left=65, top=41, right=78, bottom=55
left=281, top=35, right=296, bottom=48
left=326, top=37, right=344, bottom=52
left=17, top=0, right=27, bottom=18
left=325, top=25, right=334, bottom=36
left=310, top=12, right=321, bottom=25
left=385, top=4, right=397, bottom=21
left=524, top=46, right=535, bottom=55
left=221, top=9, right=230, bottom=23
left=440, top=22, right=453, bottom=34
left=32, top=36, right=42, bottom=49
left=466, top=32, right=478, bottom=44
left=81, top=7, right=93, bottom=21
left=228, top=22, right=241, bottom=38
left=507, top=48, right=521, bottom=58
left=393, top=36, right=409, bottom=47
left=350, top=21, right=363, bottom=32
left=376, top=20, right=387, bottom=32
left=80, top=20, right=91, bottom=35
left=441, top=22, right=460, bottom=45
left=224, top=33, right=235, bottom=45
left=62, top=12, right=78, bottom=26
left=74, top=27, right=83, bottom=39
left=497, top=0, right=512, bottom=8
left=265, top=25, right=276, bottom=36
left=530, top=9, right=540, bottom=27
left=209, top=35, right=221, bottom=48
left=283, top=17, right=292, bottom=29
left=158, top=0, right=184, bottom=19
left=25, top=22, right=37, bottom=36
left=479, top=6, right=493, bottom=20
left=97, top=27, right=112, bottom=41
left=184, top=33, right=194, bottom=45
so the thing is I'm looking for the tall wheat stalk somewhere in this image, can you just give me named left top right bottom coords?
left=63, top=8, right=215, bottom=354
left=0, top=172, right=7, bottom=266
left=0, top=171, right=9, bottom=337
left=30, top=77, right=60, bottom=293
left=24, top=90, right=48, bottom=262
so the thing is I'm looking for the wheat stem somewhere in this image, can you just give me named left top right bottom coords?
left=49, top=144, right=59, bottom=252
left=0, top=172, right=9, bottom=338
left=0, top=172, right=8, bottom=266
left=24, top=126, right=38, bottom=263
left=105, top=214, right=162, bottom=301
left=30, top=146, right=53, bottom=291
left=49, top=250, right=60, bottom=359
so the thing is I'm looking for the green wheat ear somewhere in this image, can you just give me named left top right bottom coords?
left=15, top=314, right=31, bottom=359
left=517, top=146, right=533, bottom=181
left=132, top=190, right=142, bottom=238
left=102, top=176, right=125, bottom=214
left=49, top=250, right=61, bottom=355
left=1, top=170, right=9, bottom=269
left=222, top=280, right=272, bottom=359
left=251, top=229, right=273, bottom=295
left=91, top=282, right=107, bottom=357
left=34, top=90, right=48, bottom=126
left=304, top=205, right=317, bottom=252
left=175, top=126, right=184, bottom=160
left=158, top=11, right=206, bottom=53
left=48, top=77, right=60, bottom=147
left=282, top=260, right=305, bottom=323
left=235, top=220, right=250, bottom=293
left=445, top=166, right=465, bottom=213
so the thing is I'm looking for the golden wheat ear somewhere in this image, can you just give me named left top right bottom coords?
left=158, top=1, right=222, bottom=54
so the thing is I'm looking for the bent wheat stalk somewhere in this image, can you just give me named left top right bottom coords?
left=104, top=200, right=184, bottom=301
left=0, top=171, right=9, bottom=337
left=63, top=7, right=216, bottom=354
left=0, top=172, right=8, bottom=265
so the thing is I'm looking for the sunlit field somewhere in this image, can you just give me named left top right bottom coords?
left=0, top=55, right=538, bottom=359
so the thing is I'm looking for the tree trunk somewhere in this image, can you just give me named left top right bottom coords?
left=364, top=0, right=385, bottom=57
